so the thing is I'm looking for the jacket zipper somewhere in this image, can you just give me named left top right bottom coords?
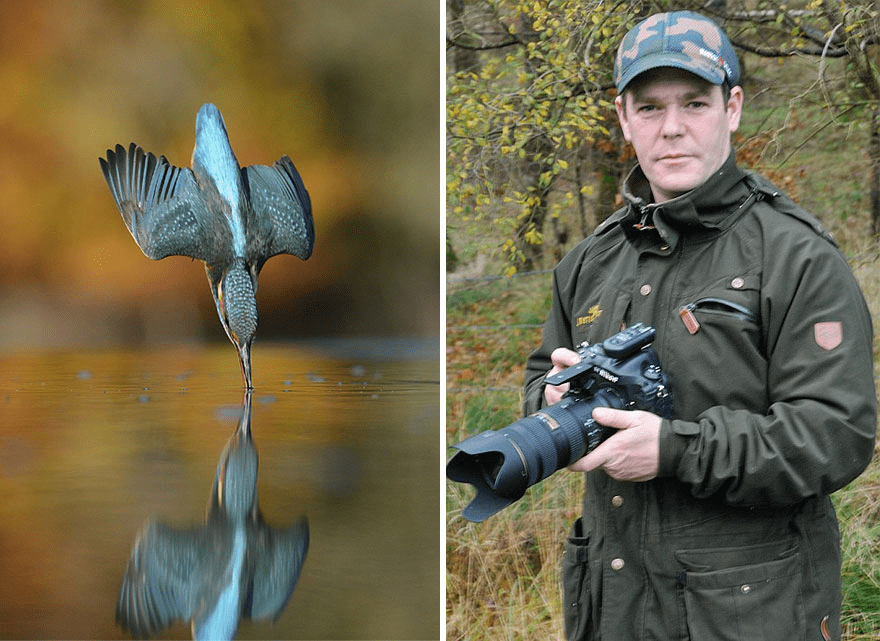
left=679, top=297, right=757, bottom=335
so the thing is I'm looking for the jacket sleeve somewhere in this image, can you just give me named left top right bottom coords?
left=659, top=236, right=877, bottom=506
left=523, top=265, right=576, bottom=416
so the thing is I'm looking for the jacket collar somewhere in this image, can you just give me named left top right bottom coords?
left=617, top=152, right=755, bottom=244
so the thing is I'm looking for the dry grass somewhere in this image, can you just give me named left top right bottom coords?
left=446, top=463, right=580, bottom=640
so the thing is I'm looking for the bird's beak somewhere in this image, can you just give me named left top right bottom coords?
left=238, top=342, right=253, bottom=389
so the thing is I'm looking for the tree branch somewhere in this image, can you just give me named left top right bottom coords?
left=446, top=35, right=521, bottom=51
left=729, top=36, right=849, bottom=58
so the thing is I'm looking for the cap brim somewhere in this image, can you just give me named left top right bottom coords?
left=618, top=53, right=727, bottom=93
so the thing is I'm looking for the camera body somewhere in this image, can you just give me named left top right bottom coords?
left=545, top=323, right=673, bottom=451
left=447, top=323, right=673, bottom=522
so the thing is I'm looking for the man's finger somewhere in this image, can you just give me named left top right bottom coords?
left=592, top=407, right=636, bottom=429
left=570, top=439, right=614, bottom=473
left=550, top=347, right=581, bottom=369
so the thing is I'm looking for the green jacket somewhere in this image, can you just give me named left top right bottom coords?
left=523, top=153, right=877, bottom=641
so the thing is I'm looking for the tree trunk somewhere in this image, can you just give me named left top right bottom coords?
left=447, top=0, right=481, bottom=74
left=515, top=135, right=556, bottom=270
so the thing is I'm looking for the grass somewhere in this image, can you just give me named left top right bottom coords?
left=835, top=476, right=880, bottom=638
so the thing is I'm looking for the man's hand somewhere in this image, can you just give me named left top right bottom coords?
left=568, top=408, right=661, bottom=481
left=544, top=347, right=581, bottom=405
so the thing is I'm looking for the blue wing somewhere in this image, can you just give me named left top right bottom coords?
left=246, top=517, right=309, bottom=621
left=116, top=520, right=229, bottom=638
left=100, top=143, right=229, bottom=265
left=243, top=156, right=315, bottom=267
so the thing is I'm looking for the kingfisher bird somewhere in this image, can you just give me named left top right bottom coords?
left=116, top=392, right=309, bottom=641
left=100, top=103, right=315, bottom=388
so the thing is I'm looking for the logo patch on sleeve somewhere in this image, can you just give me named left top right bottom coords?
left=814, top=321, right=843, bottom=351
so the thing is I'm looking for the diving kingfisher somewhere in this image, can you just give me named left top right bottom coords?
left=100, top=103, right=315, bottom=388
left=116, top=392, right=309, bottom=640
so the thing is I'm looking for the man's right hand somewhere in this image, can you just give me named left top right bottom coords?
left=544, top=347, right=581, bottom=405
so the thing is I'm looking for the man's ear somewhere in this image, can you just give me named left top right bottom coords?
left=727, top=86, right=744, bottom=134
left=615, top=94, right=632, bottom=142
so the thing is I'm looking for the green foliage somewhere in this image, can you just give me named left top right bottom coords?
left=447, top=0, right=641, bottom=273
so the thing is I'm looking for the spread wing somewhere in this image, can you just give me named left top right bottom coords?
left=243, top=156, right=315, bottom=267
left=116, top=520, right=227, bottom=638
left=100, top=143, right=229, bottom=265
left=247, top=517, right=309, bottom=621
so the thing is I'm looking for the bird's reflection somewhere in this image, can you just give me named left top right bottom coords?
left=116, top=391, right=309, bottom=640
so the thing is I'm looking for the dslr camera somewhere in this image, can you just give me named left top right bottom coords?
left=447, top=323, right=673, bottom=522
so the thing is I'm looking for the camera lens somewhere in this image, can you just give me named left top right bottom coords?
left=479, top=451, right=504, bottom=487
left=446, top=387, right=622, bottom=522
left=447, top=324, right=672, bottom=522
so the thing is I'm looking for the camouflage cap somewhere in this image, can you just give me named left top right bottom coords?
left=614, top=11, right=739, bottom=92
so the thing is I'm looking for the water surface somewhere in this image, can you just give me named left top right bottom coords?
left=0, top=340, right=440, bottom=640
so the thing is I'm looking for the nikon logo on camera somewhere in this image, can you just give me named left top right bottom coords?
left=596, top=368, right=619, bottom=383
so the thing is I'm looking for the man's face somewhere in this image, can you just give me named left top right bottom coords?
left=615, top=67, right=743, bottom=203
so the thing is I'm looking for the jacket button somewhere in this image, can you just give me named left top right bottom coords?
left=611, top=558, right=625, bottom=571
left=731, top=277, right=745, bottom=289
left=611, top=495, right=624, bottom=508
left=639, top=284, right=652, bottom=296
left=740, top=584, right=751, bottom=594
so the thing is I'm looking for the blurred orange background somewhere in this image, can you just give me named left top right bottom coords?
left=0, top=0, right=440, bottom=350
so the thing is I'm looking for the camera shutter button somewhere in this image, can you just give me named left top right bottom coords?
left=644, top=365, right=661, bottom=380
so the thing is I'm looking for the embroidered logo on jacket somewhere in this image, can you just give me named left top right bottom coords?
left=814, top=321, right=843, bottom=351
left=576, top=305, right=603, bottom=327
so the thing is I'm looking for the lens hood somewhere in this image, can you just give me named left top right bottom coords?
left=446, top=430, right=530, bottom=522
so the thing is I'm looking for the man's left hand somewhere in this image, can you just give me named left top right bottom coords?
left=567, top=408, right=661, bottom=481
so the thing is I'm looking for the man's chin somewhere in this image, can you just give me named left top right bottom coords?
left=649, top=177, right=702, bottom=202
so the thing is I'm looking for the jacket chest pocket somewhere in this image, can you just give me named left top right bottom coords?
left=670, top=274, right=767, bottom=416
left=679, top=297, right=757, bottom=334
left=677, top=273, right=761, bottom=336
left=675, top=273, right=763, bottom=356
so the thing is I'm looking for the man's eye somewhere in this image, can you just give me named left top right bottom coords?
left=637, top=104, right=658, bottom=113
left=687, top=101, right=708, bottom=109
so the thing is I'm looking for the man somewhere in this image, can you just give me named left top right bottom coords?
left=523, top=11, right=877, bottom=641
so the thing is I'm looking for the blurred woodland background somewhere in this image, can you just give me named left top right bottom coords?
left=0, top=0, right=440, bottom=350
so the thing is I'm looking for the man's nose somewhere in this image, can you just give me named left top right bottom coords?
left=660, top=106, right=686, bottom=137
